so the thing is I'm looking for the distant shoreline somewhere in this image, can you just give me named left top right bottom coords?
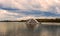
left=0, top=19, right=60, bottom=23
left=0, top=21, right=60, bottom=23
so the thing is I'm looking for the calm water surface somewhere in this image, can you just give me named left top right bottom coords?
left=0, top=22, right=60, bottom=36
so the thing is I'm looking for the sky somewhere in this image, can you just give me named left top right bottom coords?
left=0, top=0, right=60, bottom=20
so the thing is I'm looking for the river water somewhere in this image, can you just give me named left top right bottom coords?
left=0, top=22, right=60, bottom=36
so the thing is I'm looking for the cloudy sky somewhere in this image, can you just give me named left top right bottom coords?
left=0, top=0, right=60, bottom=20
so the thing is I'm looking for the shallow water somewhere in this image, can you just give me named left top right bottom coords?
left=0, top=22, right=60, bottom=36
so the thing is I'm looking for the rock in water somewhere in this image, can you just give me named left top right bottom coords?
left=26, top=19, right=39, bottom=30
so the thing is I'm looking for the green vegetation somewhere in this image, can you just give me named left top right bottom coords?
left=0, top=18, right=60, bottom=22
left=36, top=18, right=60, bottom=22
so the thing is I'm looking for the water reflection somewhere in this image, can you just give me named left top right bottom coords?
left=0, top=22, right=60, bottom=36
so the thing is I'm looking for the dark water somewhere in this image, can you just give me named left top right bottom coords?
left=0, top=22, right=60, bottom=36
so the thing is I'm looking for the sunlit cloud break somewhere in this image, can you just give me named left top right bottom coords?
left=0, top=0, right=60, bottom=20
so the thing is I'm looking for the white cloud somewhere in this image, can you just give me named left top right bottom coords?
left=17, top=16, right=60, bottom=20
left=0, top=9, right=32, bottom=20
left=17, top=16, right=36, bottom=20
left=0, top=0, right=60, bottom=11
left=9, top=0, right=60, bottom=14
left=0, top=0, right=60, bottom=20
left=55, top=7, right=60, bottom=14
left=0, top=9, right=24, bottom=20
left=0, top=10, right=19, bottom=15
